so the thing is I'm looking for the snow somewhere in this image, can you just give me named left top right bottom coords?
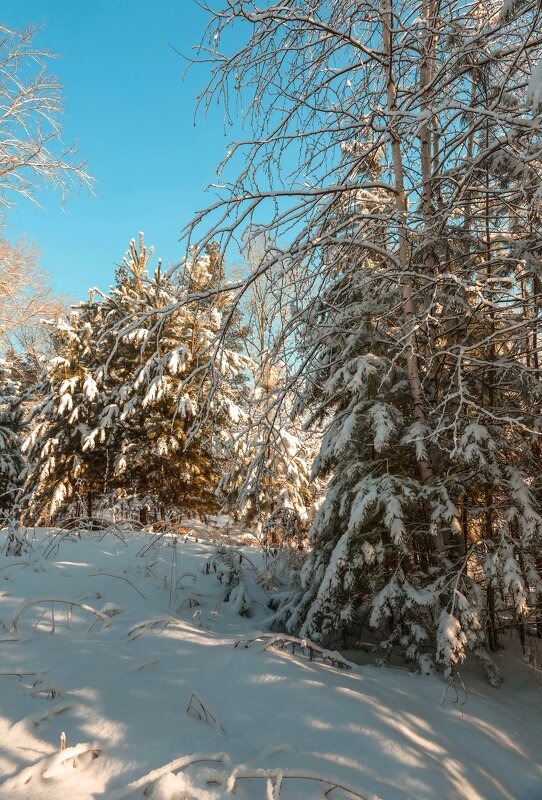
left=0, top=527, right=541, bottom=800
left=527, top=61, right=542, bottom=111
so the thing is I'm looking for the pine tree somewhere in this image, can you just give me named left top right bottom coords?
left=219, top=235, right=314, bottom=539
left=189, top=0, right=542, bottom=681
left=22, top=236, right=251, bottom=522
left=0, top=360, right=24, bottom=515
left=20, top=293, right=111, bottom=523
left=222, top=360, right=312, bottom=542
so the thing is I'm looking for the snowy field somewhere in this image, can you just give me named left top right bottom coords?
left=0, top=527, right=541, bottom=800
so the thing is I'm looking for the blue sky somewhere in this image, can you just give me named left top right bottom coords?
left=2, top=1, right=238, bottom=301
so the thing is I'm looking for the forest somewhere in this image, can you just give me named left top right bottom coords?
left=0, top=3, right=541, bottom=799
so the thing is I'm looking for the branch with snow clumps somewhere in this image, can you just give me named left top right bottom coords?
left=235, top=633, right=355, bottom=670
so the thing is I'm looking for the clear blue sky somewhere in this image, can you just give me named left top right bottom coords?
left=2, top=0, right=237, bottom=301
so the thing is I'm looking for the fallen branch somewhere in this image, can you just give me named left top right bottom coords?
left=227, top=768, right=378, bottom=800
left=235, top=634, right=354, bottom=670
left=177, top=572, right=197, bottom=585
left=55, top=515, right=132, bottom=538
left=28, top=702, right=71, bottom=727
left=178, top=594, right=204, bottom=609
left=137, top=530, right=177, bottom=558
left=128, top=617, right=183, bottom=640
left=41, top=521, right=128, bottom=558
left=12, top=599, right=107, bottom=634
left=0, top=561, right=29, bottom=573
left=106, top=753, right=228, bottom=800
left=41, top=531, right=81, bottom=559
left=0, top=743, right=101, bottom=791
left=10, top=701, right=71, bottom=735
left=0, top=670, right=48, bottom=678
left=88, top=572, right=146, bottom=599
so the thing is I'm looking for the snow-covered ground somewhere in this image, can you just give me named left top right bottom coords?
left=0, top=527, right=541, bottom=800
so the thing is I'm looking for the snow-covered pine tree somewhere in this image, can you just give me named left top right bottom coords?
left=0, top=360, right=24, bottom=515
left=22, top=236, right=251, bottom=522
left=187, top=0, right=542, bottom=681
left=222, top=358, right=312, bottom=544
left=20, top=294, right=111, bottom=523
left=266, top=142, right=457, bottom=671
left=81, top=236, right=251, bottom=517
left=219, top=238, right=313, bottom=539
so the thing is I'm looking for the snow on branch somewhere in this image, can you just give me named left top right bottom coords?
left=235, top=633, right=355, bottom=670
left=12, top=598, right=108, bottom=634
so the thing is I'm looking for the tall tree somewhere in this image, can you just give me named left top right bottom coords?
left=0, top=237, right=68, bottom=384
left=185, top=0, right=542, bottom=680
left=0, top=22, right=92, bottom=217
left=20, top=290, right=110, bottom=523
left=0, top=359, right=24, bottom=515
left=0, top=21, right=91, bottom=388
left=21, top=236, right=251, bottom=523
left=92, top=238, right=240, bottom=515
left=222, top=358, right=312, bottom=535
left=221, top=235, right=313, bottom=534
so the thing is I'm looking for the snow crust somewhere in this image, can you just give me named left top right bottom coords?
left=0, top=527, right=541, bottom=799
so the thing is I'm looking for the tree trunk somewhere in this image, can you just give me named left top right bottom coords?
left=381, top=0, right=444, bottom=553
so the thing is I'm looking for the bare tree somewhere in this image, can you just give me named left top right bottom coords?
left=0, top=22, right=92, bottom=379
left=0, top=23, right=93, bottom=215
left=0, top=237, right=68, bottom=379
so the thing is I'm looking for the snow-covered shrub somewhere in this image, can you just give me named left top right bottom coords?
left=4, top=526, right=28, bottom=557
left=210, top=545, right=253, bottom=617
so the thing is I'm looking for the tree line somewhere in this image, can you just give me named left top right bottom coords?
left=0, top=234, right=313, bottom=531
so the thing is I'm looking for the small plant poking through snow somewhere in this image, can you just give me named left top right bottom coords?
left=186, top=692, right=226, bottom=732
left=209, top=545, right=253, bottom=617
left=4, top=526, right=29, bottom=557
